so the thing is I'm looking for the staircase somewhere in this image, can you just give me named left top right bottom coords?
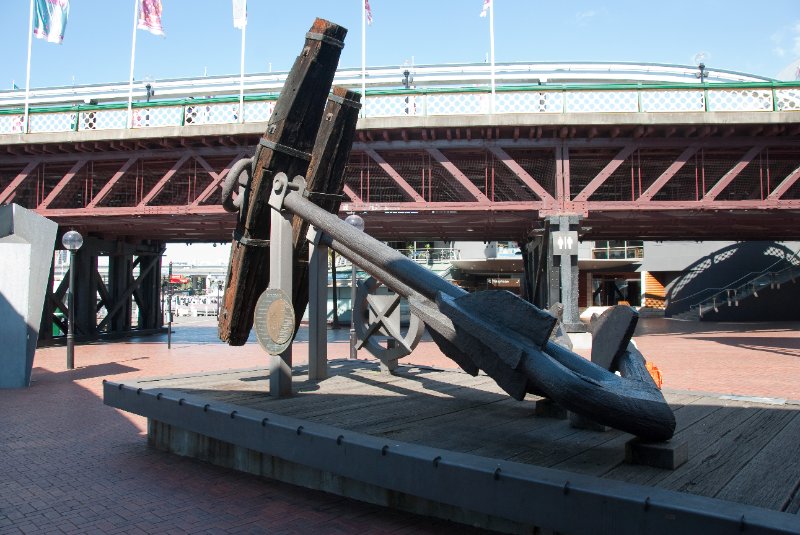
left=686, top=250, right=800, bottom=319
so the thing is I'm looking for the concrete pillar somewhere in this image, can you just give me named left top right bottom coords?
left=109, top=253, right=133, bottom=333
left=73, top=249, right=99, bottom=340
left=0, top=204, right=58, bottom=388
left=548, top=215, right=582, bottom=331
left=522, top=234, right=548, bottom=309
left=136, top=252, right=162, bottom=330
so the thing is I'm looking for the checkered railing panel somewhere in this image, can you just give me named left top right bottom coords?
left=185, top=102, right=241, bottom=125
left=641, top=90, right=705, bottom=112
left=80, top=109, right=128, bottom=130
left=495, top=91, right=564, bottom=113
left=243, top=100, right=276, bottom=122
left=707, top=89, right=772, bottom=112
left=566, top=91, right=639, bottom=113
left=427, top=93, right=488, bottom=115
left=776, top=88, right=800, bottom=111
left=366, top=95, right=419, bottom=117
left=28, top=112, right=77, bottom=133
left=131, top=106, right=183, bottom=128
left=0, top=115, right=24, bottom=134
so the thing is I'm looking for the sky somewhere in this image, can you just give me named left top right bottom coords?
left=2, top=0, right=800, bottom=92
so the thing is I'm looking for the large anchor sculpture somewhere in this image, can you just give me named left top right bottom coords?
left=218, top=17, right=675, bottom=443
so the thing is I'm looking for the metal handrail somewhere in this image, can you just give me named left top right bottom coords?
left=689, top=249, right=800, bottom=316
left=0, top=60, right=778, bottom=109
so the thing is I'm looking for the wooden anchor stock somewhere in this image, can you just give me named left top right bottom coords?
left=218, top=18, right=350, bottom=345
left=269, top=176, right=676, bottom=441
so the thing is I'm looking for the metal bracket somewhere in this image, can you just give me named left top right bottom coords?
left=328, top=93, right=362, bottom=110
left=232, top=229, right=270, bottom=247
left=268, top=173, right=307, bottom=211
left=305, top=32, right=345, bottom=49
left=258, top=139, right=312, bottom=161
left=305, top=225, right=323, bottom=246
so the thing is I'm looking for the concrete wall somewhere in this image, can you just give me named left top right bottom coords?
left=652, top=241, right=800, bottom=319
left=0, top=205, right=58, bottom=388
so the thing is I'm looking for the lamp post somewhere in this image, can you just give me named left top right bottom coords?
left=167, top=261, right=173, bottom=349
left=344, top=214, right=365, bottom=359
left=696, top=63, right=708, bottom=83
left=216, top=281, right=223, bottom=317
left=62, top=230, right=83, bottom=370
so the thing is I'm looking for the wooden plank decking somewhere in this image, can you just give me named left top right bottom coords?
left=129, top=358, right=800, bottom=516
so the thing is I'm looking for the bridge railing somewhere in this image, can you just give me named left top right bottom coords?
left=1, top=82, right=799, bottom=136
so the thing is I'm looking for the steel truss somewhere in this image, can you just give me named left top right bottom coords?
left=39, top=237, right=164, bottom=344
left=1, top=126, right=799, bottom=242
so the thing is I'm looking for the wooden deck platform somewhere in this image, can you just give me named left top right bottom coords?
left=104, top=359, right=800, bottom=534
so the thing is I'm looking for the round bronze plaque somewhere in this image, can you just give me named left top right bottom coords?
left=254, top=288, right=295, bottom=355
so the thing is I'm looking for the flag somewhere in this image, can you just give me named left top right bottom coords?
left=232, top=0, right=247, bottom=29
left=138, top=0, right=165, bottom=36
left=365, top=0, right=373, bottom=25
left=480, top=0, right=491, bottom=17
left=33, top=0, right=70, bottom=44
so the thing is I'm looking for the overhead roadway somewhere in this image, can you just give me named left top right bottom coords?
left=1, top=63, right=799, bottom=243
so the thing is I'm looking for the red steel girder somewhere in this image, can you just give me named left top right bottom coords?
left=0, top=160, right=40, bottom=204
left=363, top=147, right=424, bottom=202
left=702, top=145, right=765, bottom=202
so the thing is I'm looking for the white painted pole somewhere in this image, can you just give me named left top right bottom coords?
left=127, top=0, right=139, bottom=129
left=361, top=0, right=366, bottom=117
left=239, top=11, right=246, bottom=123
left=23, top=0, right=34, bottom=134
left=489, top=0, right=496, bottom=114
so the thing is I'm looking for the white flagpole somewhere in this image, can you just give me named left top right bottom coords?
left=239, top=12, right=246, bottom=123
left=127, top=0, right=139, bottom=129
left=361, top=0, right=366, bottom=117
left=489, top=0, right=495, bottom=113
left=23, top=0, right=34, bottom=134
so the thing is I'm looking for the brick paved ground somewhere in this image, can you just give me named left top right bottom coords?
left=1, top=316, right=798, bottom=534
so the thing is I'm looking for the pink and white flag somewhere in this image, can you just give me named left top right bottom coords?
left=365, top=0, right=373, bottom=25
left=33, top=0, right=70, bottom=44
left=480, top=0, right=492, bottom=17
left=232, top=0, right=247, bottom=29
left=138, top=0, right=165, bottom=36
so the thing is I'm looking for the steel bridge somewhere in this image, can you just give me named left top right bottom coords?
left=1, top=62, right=799, bottom=340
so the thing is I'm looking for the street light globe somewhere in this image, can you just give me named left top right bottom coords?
left=62, top=230, right=83, bottom=251
left=344, top=214, right=365, bottom=232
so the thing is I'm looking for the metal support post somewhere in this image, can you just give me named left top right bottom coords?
left=344, top=214, right=365, bottom=359
left=307, top=227, right=328, bottom=380
left=61, top=230, right=83, bottom=370
left=66, top=249, right=76, bottom=370
left=167, top=262, right=173, bottom=349
left=549, top=215, right=582, bottom=331
left=269, top=207, right=294, bottom=397
left=349, top=261, right=358, bottom=359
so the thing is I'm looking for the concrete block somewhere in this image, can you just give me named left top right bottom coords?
left=534, top=398, right=568, bottom=419
left=0, top=204, right=58, bottom=388
left=569, top=411, right=611, bottom=432
left=589, top=305, right=638, bottom=371
left=625, top=437, right=689, bottom=470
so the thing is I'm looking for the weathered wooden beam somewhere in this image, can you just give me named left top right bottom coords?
left=291, top=86, right=361, bottom=331
left=219, top=19, right=347, bottom=345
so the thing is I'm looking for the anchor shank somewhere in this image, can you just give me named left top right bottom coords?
left=283, top=190, right=463, bottom=302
